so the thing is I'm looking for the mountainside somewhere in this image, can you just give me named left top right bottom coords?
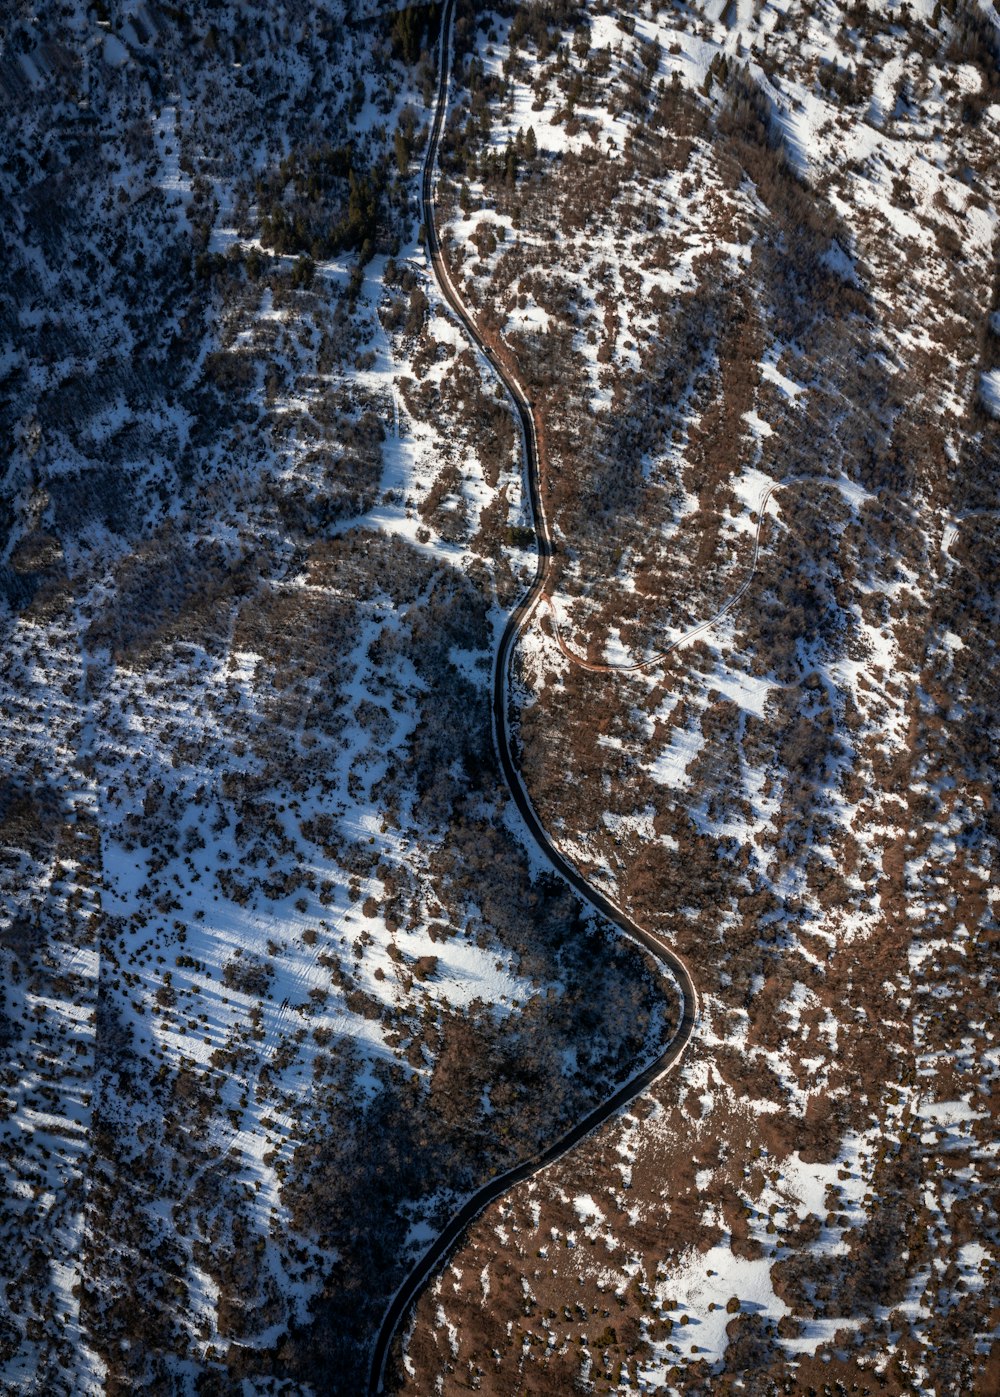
left=0, top=2, right=673, bottom=1389
left=396, top=1, right=1000, bottom=1393
left=1, top=0, right=998, bottom=1394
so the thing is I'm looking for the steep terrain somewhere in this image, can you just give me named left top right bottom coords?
left=394, top=0, right=1000, bottom=1393
left=2, top=0, right=999, bottom=1394
left=0, top=2, right=672, bottom=1390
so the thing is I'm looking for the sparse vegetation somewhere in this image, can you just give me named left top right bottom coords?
left=1, top=0, right=998, bottom=1394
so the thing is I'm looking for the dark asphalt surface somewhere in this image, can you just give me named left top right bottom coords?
left=367, top=5, right=699, bottom=1389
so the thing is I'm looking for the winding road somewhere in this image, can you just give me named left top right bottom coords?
left=367, top=4, right=699, bottom=1389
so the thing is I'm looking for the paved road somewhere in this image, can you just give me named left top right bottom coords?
left=367, top=4, right=699, bottom=1390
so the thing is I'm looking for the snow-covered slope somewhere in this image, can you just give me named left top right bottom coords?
left=397, top=0, right=1000, bottom=1393
left=0, top=2, right=672, bottom=1391
left=3, top=0, right=998, bottom=1391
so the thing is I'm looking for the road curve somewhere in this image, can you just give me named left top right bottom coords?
left=367, top=4, right=699, bottom=1390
